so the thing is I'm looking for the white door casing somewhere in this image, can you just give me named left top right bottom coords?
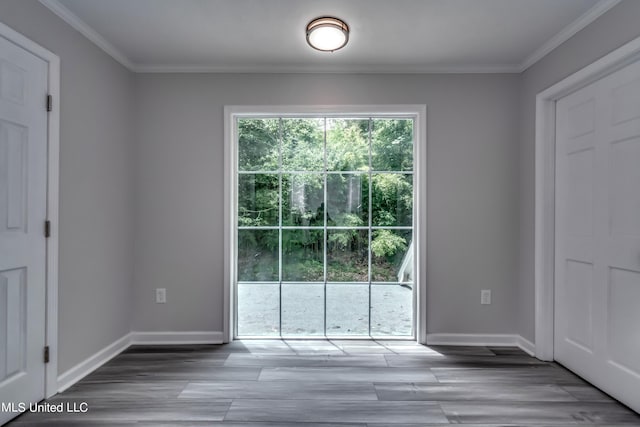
left=554, top=58, right=640, bottom=413
left=0, top=26, right=53, bottom=424
left=535, top=35, right=640, bottom=356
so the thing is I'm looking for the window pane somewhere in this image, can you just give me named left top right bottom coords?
left=327, top=230, right=369, bottom=282
left=238, top=229, right=279, bottom=281
left=282, top=118, right=324, bottom=171
left=326, top=284, right=369, bottom=336
left=282, top=174, right=324, bottom=226
left=371, top=173, right=413, bottom=226
left=371, top=119, right=413, bottom=171
left=371, top=229, right=413, bottom=282
left=282, top=229, right=324, bottom=281
left=281, top=284, right=324, bottom=336
left=238, top=174, right=279, bottom=226
left=327, top=174, right=368, bottom=226
left=236, top=115, right=416, bottom=338
left=237, top=283, right=279, bottom=336
left=326, top=118, right=369, bottom=171
left=371, top=284, right=413, bottom=336
left=238, top=118, right=279, bottom=171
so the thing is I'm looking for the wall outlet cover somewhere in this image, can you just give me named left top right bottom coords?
left=156, top=288, right=166, bottom=304
left=481, top=289, right=491, bottom=305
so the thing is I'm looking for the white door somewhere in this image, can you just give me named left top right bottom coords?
left=0, top=34, right=48, bottom=424
left=555, top=59, right=640, bottom=413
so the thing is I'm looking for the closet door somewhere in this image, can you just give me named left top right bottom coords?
left=554, top=59, right=640, bottom=413
left=0, top=34, right=48, bottom=425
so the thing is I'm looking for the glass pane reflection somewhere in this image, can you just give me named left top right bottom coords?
left=326, top=284, right=369, bottom=336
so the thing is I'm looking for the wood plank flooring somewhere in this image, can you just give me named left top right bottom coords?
left=7, top=340, right=640, bottom=426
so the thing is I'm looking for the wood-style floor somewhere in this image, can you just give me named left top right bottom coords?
left=8, top=340, right=640, bottom=426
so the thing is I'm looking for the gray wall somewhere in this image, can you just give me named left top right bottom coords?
left=517, top=0, right=640, bottom=342
left=0, top=0, right=136, bottom=373
left=133, top=73, right=521, bottom=335
left=3, top=0, right=636, bottom=365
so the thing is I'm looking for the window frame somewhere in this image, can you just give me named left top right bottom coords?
left=224, top=105, right=427, bottom=343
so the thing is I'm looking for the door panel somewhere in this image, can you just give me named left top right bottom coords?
left=607, top=267, right=640, bottom=376
left=555, top=59, right=640, bottom=413
left=0, top=268, right=26, bottom=382
left=0, top=34, right=48, bottom=425
left=611, top=76, right=640, bottom=124
left=1, top=120, right=27, bottom=232
left=555, top=84, right=598, bottom=372
left=609, top=137, right=640, bottom=237
left=564, top=260, right=593, bottom=352
left=565, top=147, right=594, bottom=237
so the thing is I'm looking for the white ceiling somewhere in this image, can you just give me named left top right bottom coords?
left=40, top=0, right=619, bottom=73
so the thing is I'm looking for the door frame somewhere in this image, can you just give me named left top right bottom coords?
left=534, top=35, right=640, bottom=361
left=0, top=21, right=60, bottom=397
left=223, top=105, right=428, bottom=344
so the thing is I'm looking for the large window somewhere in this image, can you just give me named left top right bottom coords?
left=233, top=113, right=418, bottom=338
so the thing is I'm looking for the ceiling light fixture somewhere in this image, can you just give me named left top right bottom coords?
left=306, top=16, right=349, bottom=52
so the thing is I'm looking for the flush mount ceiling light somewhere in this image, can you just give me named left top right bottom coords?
left=306, top=16, right=349, bottom=52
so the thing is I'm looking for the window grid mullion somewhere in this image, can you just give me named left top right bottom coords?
left=278, top=118, right=283, bottom=336
left=238, top=170, right=414, bottom=175
left=238, top=226, right=413, bottom=230
left=323, top=117, right=328, bottom=337
left=367, top=117, right=373, bottom=337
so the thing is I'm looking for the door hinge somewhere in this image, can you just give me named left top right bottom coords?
left=44, top=346, right=50, bottom=364
left=44, top=220, right=51, bottom=238
left=46, top=94, right=52, bottom=112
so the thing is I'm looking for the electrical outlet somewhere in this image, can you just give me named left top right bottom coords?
left=481, top=289, right=491, bottom=305
left=156, top=288, right=166, bottom=304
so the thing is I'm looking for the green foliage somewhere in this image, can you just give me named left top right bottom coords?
left=372, top=119, right=413, bottom=171
left=371, top=229, right=407, bottom=259
left=282, top=229, right=323, bottom=255
left=282, top=229, right=324, bottom=281
left=327, top=174, right=368, bottom=226
left=327, top=230, right=352, bottom=249
left=371, top=174, right=413, bottom=226
left=237, top=116, right=414, bottom=283
left=237, top=229, right=279, bottom=281
left=282, top=118, right=325, bottom=171
left=326, top=119, right=370, bottom=171
left=332, top=213, right=364, bottom=228
left=284, top=259, right=324, bottom=282
left=238, top=174, right=279, bottom=226
left=238, top=119, right=279, bottom=171
left=282, top=174, right=324, bottom=226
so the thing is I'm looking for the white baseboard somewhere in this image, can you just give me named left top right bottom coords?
left=426, top=333, right=536, bottom=356
left=517, top=335, right=536, bottom=356
left=56, top=330, right=224, bottom=393
left=57, top=332, right=132, bottom=392
left=130, top=331, right=224, bottom=345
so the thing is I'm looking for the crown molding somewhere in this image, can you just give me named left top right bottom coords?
left=40, top=0, right=621, bottom=75
left=518, top=0, right=622, bottom=72
left=39, top=0, right=134, bottom=70
left=132, top=63, right=521, bottom=74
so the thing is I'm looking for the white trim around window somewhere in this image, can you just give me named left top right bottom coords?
left=224, top=105, right=427, bottom=343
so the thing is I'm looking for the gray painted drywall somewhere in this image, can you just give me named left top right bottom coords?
left=518, top=0, right=640, bottom=342
left=3, top=0, right=634, bottom=364
left=0, top=0, right=135, bottom=373
left=133, top=73, right=521, bottom=335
